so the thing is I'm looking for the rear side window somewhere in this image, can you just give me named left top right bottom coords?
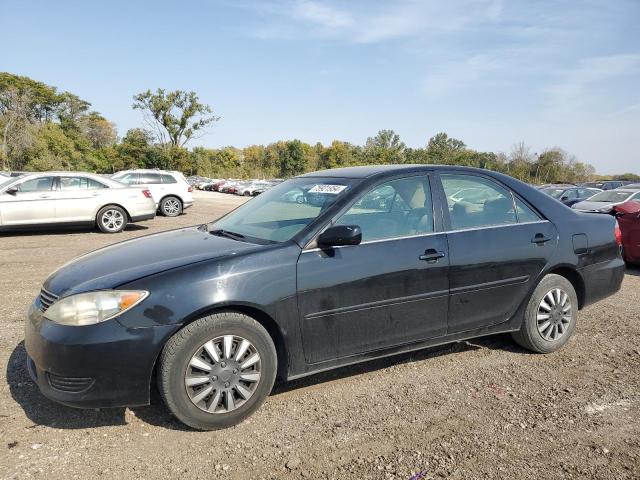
left=514, top=197, right=541, bottom=222
left=17, top=177, right=54, bottom=192
left=60, top=177, right=107, bottom=190
left=161, top=174, right=177, bottom=184
left=139, top=173, right=162, bottom=184
left=441, top=174, right=517, bottom=230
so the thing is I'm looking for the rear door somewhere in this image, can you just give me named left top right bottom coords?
left=138, top=173, right=163, bottom=203
left=297, top=174, right=450, bottom=364
left=55, top=176, right=109, bottom=222
left=0, top=176, right=56, bottom=225
left=437, top=172, right=557, bottom=334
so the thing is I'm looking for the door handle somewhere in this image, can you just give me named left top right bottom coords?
left=419, top=249, right=446, bottom=263
left=531, top=233, right=552, bottom=244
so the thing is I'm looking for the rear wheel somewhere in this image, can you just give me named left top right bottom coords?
left=160, top=196, right=182, bottom=217
left=512, top=274, right=578, bottom=353
left=158, top=312, right=277, bottom=430
left=96, top=205, right=127, bottom=233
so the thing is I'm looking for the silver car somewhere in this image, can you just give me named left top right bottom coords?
left=571, top=189, right=640, bottom=213
left=0, top=172, right=157, bottom=233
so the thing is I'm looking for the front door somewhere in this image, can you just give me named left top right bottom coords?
left=0, top=176, right=56, bottom=226
left=438, top=173, right=558, bottom=334
left=297, top=174, right=449, bottom=364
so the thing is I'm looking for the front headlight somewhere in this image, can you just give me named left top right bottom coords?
left=44, top=290, right=148, bottom=326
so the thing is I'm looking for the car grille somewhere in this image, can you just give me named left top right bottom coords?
left=39, top=288, right=59, bottom=312
left=47, top=373, right=94, bottom=393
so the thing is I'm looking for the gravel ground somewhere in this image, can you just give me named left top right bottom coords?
left=1, top=190, right=639, bottom=480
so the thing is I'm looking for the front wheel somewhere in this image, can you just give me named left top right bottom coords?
left=160, top=196, right=183, bottom=217
left=96, top=205, right=127, bottom=233
left=158, top=312, right=277, bottom=430
left=512, top=274, right=578, bottom=353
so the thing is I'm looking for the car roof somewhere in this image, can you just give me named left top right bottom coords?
left=298, top=164, right=501, bottom=179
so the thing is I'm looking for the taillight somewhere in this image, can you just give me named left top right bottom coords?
left=142, top=189, right=152, bottom=198
left=614, top=220, right=622, bottom=247
left=188, top=186, right=193, bottom=192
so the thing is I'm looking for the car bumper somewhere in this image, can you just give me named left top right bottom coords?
left=130, top=212, right=155, bottom=222
left=25, top=301, right=176, bottom=408
left=579, top=257, right=626, bottom=308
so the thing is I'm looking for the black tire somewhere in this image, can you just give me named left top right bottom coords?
left=96, top=205, right=127, bottom=233
left=512, top=274, right=578, bottom=353
left=158, top=312, right=277, bottom=430
left=160, top=196, right=183, bottom=217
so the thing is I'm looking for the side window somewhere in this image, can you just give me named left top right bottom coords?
left=161, top=174, right=177, bottom=184
left=564, top=189, right=578, bottom=199
left=515, top=197, right=541, bottom=223
left=59, top=177, right=108, bottom=190
left=116, top=173, right=138, bottom=185
left=139, top=173, right=162, bottom=184
left=336, top=176, right=433, bottom=241
left=17, top=177, right=54, bottom=192
left=441, top=174, right=516, bottom=230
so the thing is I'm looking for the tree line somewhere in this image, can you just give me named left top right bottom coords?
left=1, top=72, right=637, bottom=183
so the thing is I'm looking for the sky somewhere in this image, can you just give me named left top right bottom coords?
left=2, top=0, right=639, bottom=174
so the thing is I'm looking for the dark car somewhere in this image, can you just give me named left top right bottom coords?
left=612, top=201, right=640, bottom=265
left=541, top=186, right=602, bottom=207
left=26, top=165, right=625, bottom=430
left=582, top=181, right=631, bottom=190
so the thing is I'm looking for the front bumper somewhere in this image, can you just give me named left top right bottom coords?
left=25, top=301, right=176, bottom=408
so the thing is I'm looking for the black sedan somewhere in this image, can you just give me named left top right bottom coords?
left=26, top=165, right=625, bottom=430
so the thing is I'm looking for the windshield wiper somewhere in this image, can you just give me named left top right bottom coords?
left=210, top=229, right=246, bottom=241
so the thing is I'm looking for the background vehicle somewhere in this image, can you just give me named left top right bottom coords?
left=622, top=183, right=640, bottom=190
left=0, top=172, right=155, bottom=233
left=112, top=169, right=193, bottom=217
left=541, top=186, right=602, bottom=207
left=582, top=180, right=631, bottom=190
left=612, top=201, right=640, bottom=265
left=26, top=165, right=624, bottom=430
left=572, top=189, right=640, bottom=213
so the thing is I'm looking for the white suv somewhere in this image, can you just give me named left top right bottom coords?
left=112, top=169, right=194, bottom=217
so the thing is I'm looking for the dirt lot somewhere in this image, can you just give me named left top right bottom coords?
left=1, top=190, right=639, bottom=479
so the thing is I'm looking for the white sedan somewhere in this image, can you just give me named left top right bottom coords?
left=0, top=172, right=156, bottom=233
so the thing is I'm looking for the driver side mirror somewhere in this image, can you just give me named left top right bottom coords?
left=5, top=187, right=18, bottom=195
left=317, top=225, right=362, bottom=247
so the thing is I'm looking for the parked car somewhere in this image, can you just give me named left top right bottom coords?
left=582, top=181, right=631, bottom=190
left=612, top=201, right=640, bottom=265
left=111, top=169, right=193, bottom=217
left=622, top=183, right=640, bottom=190
left=237, top=181, right=271, bottom=196
left=0, top=172, right=9, bottom=178
left=541, top=186, right=602, bottom=207
left=25, top=165, right=624, bottom=430
left=0, top=172, right=155, bottom=233
left=572, top=189, right=640, bottom=213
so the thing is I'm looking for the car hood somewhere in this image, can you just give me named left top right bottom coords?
left=572, top=200, right=616, bottom=212
left=43, top=226, right=262, bottom=297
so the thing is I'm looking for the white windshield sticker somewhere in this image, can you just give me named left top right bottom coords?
left=308, top=184, right=347, bottom=194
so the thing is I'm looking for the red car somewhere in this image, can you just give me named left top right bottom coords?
left=613, top=201, right=640, bottom=265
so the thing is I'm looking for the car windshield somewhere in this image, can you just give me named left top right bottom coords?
left=542, top=188, right=566, bottom=199
left=212, top=177, right=358, bottom=243
left=0, top=177, right=18, bottom=191
left=587, top=191, right=634, bottom=203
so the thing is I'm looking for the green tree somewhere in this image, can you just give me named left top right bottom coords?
left=132, top=89, right=219, bottom=148
left=279, top=140, right=307, bottom=177
left=363, top=129, right=406, bottom=164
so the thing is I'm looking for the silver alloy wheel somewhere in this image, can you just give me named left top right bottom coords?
left=100, top=209, right=124, bottom=232
left=162, top=198, right=181, bottom=216
left=185, top=335, right=261, bottom=414
left=537, top=288, right=572, bottom=341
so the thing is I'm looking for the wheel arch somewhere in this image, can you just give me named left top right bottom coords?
left=151, top=303, right=289, bottom=387
left=95, top=203, right=133, bottom=222
left=547, top=266, right=586, bottom=309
